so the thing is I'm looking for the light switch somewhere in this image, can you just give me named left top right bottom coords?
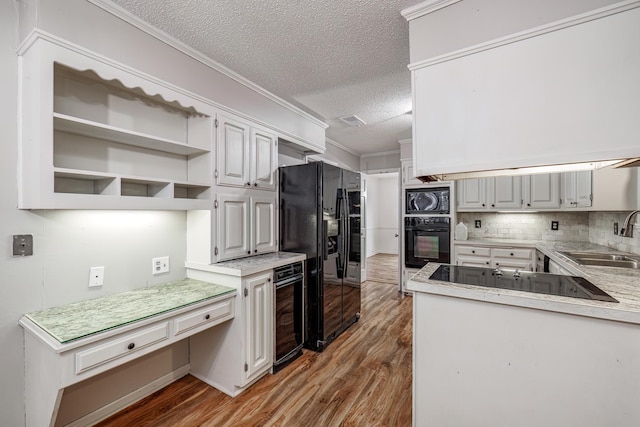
left=13, top=234, right=33, bottom=257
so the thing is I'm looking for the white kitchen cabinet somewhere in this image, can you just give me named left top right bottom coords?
left=216, top=113, right=277, bottom=191
left=243, top=272, right=273, bottom=381
left=19, top=34, right=214, bottom=210
left=561, top=171, right=592, bottom=208
left=487, top=176, right=522, bottom=209
left=523, top=173, right=561, bottom=209
left=216, top=193, right=277, bottom=262
left=455, top=244, right=535, bottom=271
left=457, top=178, right=487, bottom=210
left=457, top=176, right=521, bottom=210
left=401, top=159, right=423, bottom=186
left=188, top=266, right=282, bottom=397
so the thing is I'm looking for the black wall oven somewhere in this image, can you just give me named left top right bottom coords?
left=405, top=217, right=450, bottom=268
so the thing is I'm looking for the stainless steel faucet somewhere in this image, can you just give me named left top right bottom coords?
left=620, top=210, right=640, bottom=237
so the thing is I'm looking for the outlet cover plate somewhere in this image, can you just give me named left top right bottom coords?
left=153, top=256, right=170, bottom=275
left=89, top=267, right=104, bottom=288
left=551, top=221, right=559, bottom=231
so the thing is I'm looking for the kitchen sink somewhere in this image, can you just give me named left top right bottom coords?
left=559, top=251, right=640, bottom=269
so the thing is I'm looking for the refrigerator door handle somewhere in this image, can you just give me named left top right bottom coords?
left=342, top=188, right=350, bottom=275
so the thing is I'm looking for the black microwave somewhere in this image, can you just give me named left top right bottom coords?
left=405, top=187, right=450, bottom=215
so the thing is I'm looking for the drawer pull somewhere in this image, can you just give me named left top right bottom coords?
left=205, top=314, right=210, bottom=320
left=472, top=250, right=475, bottom=254
left=127, top=343, right=135, bottom=350
left=510, top=252, right=514, bottom=256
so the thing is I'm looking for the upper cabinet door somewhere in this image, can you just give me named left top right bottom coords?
left=488, top=176, right=522, bottom=209
left=250, top=128, right=277, bottom=191
left=217, top=194, right=250, bottom=261
left=561, top=171, right=592, bottom=208
left=217, top=114, right=250, bottom=188
left=457, top=178, right=487, bottom=210
left=523, top=174, right=560, bottom=209
left=252, top=195, right=277, bottom=254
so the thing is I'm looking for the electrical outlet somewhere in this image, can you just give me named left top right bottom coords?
left=89, top=266, right=104, bottom=288
left=152, top=256, right=170, bottom=275
left=475, top=220, right=481, bottom=228
left=551, top=221, right=559, bottom=231
left=614, top=222, right=619, bottom=235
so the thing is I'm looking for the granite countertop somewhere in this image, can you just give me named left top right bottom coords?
left=185, top=252, right=306, bottom=277
left=408, top=240, right=640, bottom=325
left=24, top=279, right=235, bottom=343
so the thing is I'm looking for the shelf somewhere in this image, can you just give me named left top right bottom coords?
left=53, top=113, right=210, bottom=157
left=53, top=168, right=211, bottom=201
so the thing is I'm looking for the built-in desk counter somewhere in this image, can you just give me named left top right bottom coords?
left=19, top=279, right=236, bottom=427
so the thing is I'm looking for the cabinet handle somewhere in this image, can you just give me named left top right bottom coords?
left=247, top=251, right=251, bottom=254
left=510, top=252, right=514, bottom=256
left=253, top=183, right=258, bottom=187
left=205, top=314, right=210, bottom=320
left=527, top=203, right=531, bottom=207
left=246, top=182, right=251, bottom=186
left=491, top=204, right=495, bottom=207
left=254, top=249, right=258, bottom=253
left=482, top=203, right=485, bottom=207
left=127, top=343, right=135, bottom=350
left=486, top=261, right=490, bottom=265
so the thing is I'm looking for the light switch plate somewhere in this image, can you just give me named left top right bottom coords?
left=13, top=234, right=33, bottom=257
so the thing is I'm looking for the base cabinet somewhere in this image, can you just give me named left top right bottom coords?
left=188, top=269, right=274, bottom=396
left=455, top=244, right=535, bottom=271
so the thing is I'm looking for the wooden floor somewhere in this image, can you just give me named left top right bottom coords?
left=97, top=254, right=410, bottom=427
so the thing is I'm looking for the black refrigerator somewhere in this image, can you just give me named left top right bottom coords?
left=279, top=162, right=361, bottom=352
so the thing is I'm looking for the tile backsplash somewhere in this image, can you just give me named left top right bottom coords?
left=457, top=211, right=640, bottom=255
left=589, top=211, right=640, bottom=255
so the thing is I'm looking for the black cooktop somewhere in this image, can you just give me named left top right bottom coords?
left=429, top=265, right=618, bottom=303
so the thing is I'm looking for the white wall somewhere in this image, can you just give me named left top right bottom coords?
left=365, top=173, right=400, bottom=257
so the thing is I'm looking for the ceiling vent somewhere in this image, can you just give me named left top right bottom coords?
left=339, top=115, right=366, bottom=127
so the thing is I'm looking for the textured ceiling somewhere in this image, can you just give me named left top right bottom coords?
left=111, top=0, right=420, bottom=155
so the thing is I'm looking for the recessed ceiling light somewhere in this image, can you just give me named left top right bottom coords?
left=339, top=115, right=366, bottom=127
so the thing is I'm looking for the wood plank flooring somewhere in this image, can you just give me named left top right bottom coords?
left=97, top=254, right=410, bottom=427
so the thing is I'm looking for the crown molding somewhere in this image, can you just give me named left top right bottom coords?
left=88, top=0, right=328, bottom=130
left=360, top=150, right=401, bottom=159
left=401, top=0, right=462, bottom=21
left=325, top=137, right=360, bottom=156
left=408, top=0, right=640, bottom=71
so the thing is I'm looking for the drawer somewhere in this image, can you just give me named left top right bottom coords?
left=174, top=298, right=234, bottom=336
left=456, top=246, right=491, bottom=257
left=75, top=322, right=169, bottom=374
left=492, top=248, right=534, bottom=260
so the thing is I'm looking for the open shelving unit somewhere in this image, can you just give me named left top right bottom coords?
left=19, top=36, right=216, bottom=210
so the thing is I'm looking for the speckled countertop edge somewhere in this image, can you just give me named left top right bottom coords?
left=25, top=279, right=235, bottom=343
left=408, top=241, right=640, bottom=325
left=186, top=252, right=306, bottom=276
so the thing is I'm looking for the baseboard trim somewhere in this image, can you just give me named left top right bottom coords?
left=66, top=365, right=190, bottom=426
